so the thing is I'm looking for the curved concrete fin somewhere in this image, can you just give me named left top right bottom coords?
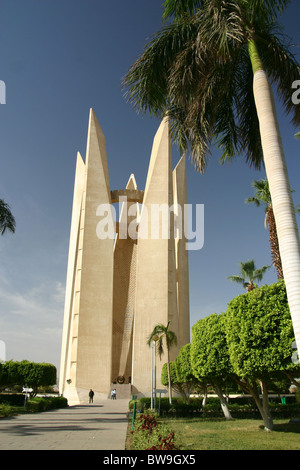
left=59, top=151, right=86, bottom=392
left=126, top=173, right=137, bottom=190
left=143, top=116, right=171, bottom=202
left=85, top=108, right=111, bottom=203
left=132, top=115, right=179, bottom=394
left=116, top=174, right=139, bottom=243
left=72, top=109, right=114, bottom=394
left=173, top=154, right=190, bottom=346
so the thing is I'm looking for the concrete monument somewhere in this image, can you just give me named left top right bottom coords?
left=59, top=109, right=190, bottom=404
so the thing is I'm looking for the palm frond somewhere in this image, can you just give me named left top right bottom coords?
left=247, top=0, right=292, bottom=24
left=123, top=0, right=298, bottom=174
left=255, top=23, right=300, bottom=127
left=247, top=178, right=271, bottom=206
left=239, top=259, right=256, bottom=277
left=122, top=17, right=202, bottom=116
left=162, top=0, right=203, bottom=21
left=166, top=329, right=178, bottom=348
left=253, top=265, right=271, bottom=281
left=227, top=275, right=247, bottom=286
left=233, top=45, right=264, bottom=169
left=245, top=196, right=261, bottom=207
left=0, top=199, right=16, bottom=235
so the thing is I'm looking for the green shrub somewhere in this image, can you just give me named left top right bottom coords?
left=129, top=395, right=300, bottom=420
left=26, top=396, right=68, bottom=412
left=0, top=394, right=25, bottom=406
left=269, top=402, right=300, bottom=419
left=26, top=399, right=42, bottom=412
left=0, top=403, right=15, bottom=417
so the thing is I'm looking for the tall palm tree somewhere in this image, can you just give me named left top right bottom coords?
left=227, top=259, right=270, bottom=292
left=245, top=178, right=283, bottom=279
left=0, top=199, right=16, bottom=235
left=147, top=321, right=177, bottom=404
left=123, top=0, right=300, bottom=357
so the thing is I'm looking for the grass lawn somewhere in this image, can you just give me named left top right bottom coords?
left=126, top=415, right=300, bottom=450
left=162, top=417, right=300, bottom=450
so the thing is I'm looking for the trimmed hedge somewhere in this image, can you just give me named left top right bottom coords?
left=130, top=397, right=206, bottom=416
left=0, top=394, right=25, bottom=406
left=129, top=396, right=299, bottom=419
left=26, top=396, right=68, bottom=412
left=0, top=394, right=68, bottom=412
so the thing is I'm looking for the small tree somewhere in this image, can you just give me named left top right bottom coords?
left=225, top=281, right=300, bottom=430
left=0, top=360, right=57, bottom=396
left=161, top=361, right=187, bottom=400
left=21, top=361, right=57, bottom=396
left=191, top=313, right=234, bottom=420
left=147, top=321, right=177, bottom=404
left=175, top=343, right=207, bottom=404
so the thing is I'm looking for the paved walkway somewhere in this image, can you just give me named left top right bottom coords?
left=0, top=399, right=130, bottom=450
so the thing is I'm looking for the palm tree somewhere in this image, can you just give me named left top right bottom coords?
left=227, top=259, right=270, bottom=292
left=123, top=0, right=300, bottom=356
left=245, top=179, right=283, bottom=279
left=147, top=321, right=177, bottom=404
left=0, top=199, right=16, bottom=235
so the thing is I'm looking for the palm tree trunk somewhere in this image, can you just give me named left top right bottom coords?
left=249, top=39, right=300, bottom=358
left=267, top=205, right=284, bottom=279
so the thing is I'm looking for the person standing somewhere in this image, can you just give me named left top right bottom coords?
left=89, top=389, right=94, bottom=403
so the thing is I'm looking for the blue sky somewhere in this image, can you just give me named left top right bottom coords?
left=0, top=1, right=299, bottom=374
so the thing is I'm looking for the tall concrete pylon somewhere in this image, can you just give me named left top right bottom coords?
left=59, top=109, right=114, bottom=404
left=173, top=154, right=190, bottom=348
left=131, top=117, right=180, bottom=395
left=59, top=110, right=190, bottom=404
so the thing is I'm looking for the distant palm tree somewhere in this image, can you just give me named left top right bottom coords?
left=0, top=199, right=16, bottom=235
left=227, top=260, right=270, bottom=292
left=147, top=321, right=177, bottom=404
left=245, top=178, right=283, bottom=279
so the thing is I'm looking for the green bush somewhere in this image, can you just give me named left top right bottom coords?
left=0, top=394, right=25, bottom=406
left=26, top=396, right=68, bottom=412
left=129, top=395, right=300, bottom=420
left=129, top=397, right=203, bottom=417
left=269, top=402, right=300, bottom=419
left=0, top=403, right=18, bottom=417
